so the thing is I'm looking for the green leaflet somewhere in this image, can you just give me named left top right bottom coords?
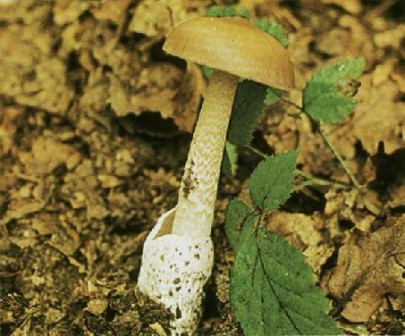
left=222, top=142, right=238, bottom=177
left=249, top=150, right=298, bottom=212
left=253, top=18, right=288, bottom=47
left=264, top=87, right=281, bottom=106
left=230, top=227, right=341, bottom=336
left=227, top=80, right=267, bottom=147
left=303, top=57, right=365, bottom=124
left=205, top=6, right=288, bottom=48
left=224, top=199, right=255, bottom=250
left=206, top=5, right=251, bottom=19
left=304, top=91, right=357, bottom=124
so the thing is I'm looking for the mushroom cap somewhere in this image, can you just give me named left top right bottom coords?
left=163, top=16, right=294, bottom=90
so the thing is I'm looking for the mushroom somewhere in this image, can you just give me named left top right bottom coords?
left=137, top=16, right=294, bottom=335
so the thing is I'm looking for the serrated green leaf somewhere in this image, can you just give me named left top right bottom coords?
left=222, top=142, right=238, bottom=177
left=206, top=5, right=251, bottom=19
left=264, top=87, right=281, bottom=105
left=224, top=199, right=256, bottom=251
left=230, top=229, right=341, bottom=336
left=303, top=57, right=365, bottom=124
left=305, top=92, right=357, bottom=124
left=227, top=80, right=267, bottom=147
left=253, top=18, right=288, bottom=47
left=249, top=151, right=298, bottom=212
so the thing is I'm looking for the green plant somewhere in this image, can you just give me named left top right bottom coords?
left=209, top=5, right=365, bottom=336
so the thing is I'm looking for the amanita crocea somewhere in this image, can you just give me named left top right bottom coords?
left=138, top=16, right=294, bottom=334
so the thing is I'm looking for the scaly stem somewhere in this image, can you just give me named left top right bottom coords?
left=172, top=70, right=239, bottom=237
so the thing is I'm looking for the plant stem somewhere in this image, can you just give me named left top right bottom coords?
left=295, top=170, right=348, bottom=190
left=246, top=144, right=267, bottom=159
left=246, top=145, right=349, bottom=189
left=172, top=70, right=239, bottom=238
left=268, top=96, right=360, bottom=188
left=317, top=126, right=361, bottom=188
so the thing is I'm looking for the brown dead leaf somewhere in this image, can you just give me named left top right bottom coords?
left=90, top=0, right=131, bottom=23
left=110, top=62, right=204, bottom=133
left=44, top=308, right=65, bottom=325
left=388, top=292, right=405, bottom=313
left=324, top=188, right=383, bottom=232
left=353, top=75, right=404, bottom=155
left=372, top=58, right=396, bottom=86
left=53, top=0, right=90, bottom=25
left=374, top=24, right=405, bottom=50
left=316, top=28, right=353, bottom=57
left=109, top=63, right=181, bottom=119
left=321, top=0, right=362, bottom=14
left=129, top=0, right=195, bottom=38
left=0, top=186, right=53, bottom=227
left=326, top=215, right=405, bottom=322
left=47, top=219, right=81, bottom=257
left=0, top=106, right=23, bottom=156
left=315, top=15, right=375, bottom=61
left=326, top=74, right=405, bottom=158
left=85, top=298, right=109, bottom=316
left=171, top=63, right=205, bottom=133
left=18, top=137, right=78, bottom=175
left=0, top=25, right=73, bottom=114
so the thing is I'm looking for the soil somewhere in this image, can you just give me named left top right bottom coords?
left=0, top=0, right=404, bottom=335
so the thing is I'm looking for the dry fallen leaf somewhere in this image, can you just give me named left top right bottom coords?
left=326, top=215, right=405, bottom=322
left=321, top=0, right=362, bottom=14
left=18, top=137, right=78, bottom=175
left=325, top=74, right=405, bottom=158
left=0, top=26, right=73, bottom=114
left=109, top=62, right=204, bottom=133
left=0, top=106, right=23, bottom=156
left=129, top=0, right=194, bottom=38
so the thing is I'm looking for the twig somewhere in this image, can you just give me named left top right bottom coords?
left=246, top=145, right=349, bottom=189
left=275, top=96, right=361, bottom=188
left=317, top=126, right=361, bottom=188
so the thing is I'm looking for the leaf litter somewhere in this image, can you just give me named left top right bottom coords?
left=0, top=0, right=404, bottom=334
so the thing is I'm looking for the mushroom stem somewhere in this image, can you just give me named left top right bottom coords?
left=172, top=69, right=239, bottom=238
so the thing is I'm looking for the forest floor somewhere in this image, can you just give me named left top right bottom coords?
left=0, top=0, right=404, bottom=335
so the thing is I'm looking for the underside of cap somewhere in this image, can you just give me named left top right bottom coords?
left=163, top=16, right=294, bottom=90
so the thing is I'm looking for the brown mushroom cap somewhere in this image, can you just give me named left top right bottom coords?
left=163, top=16, right=294, bottom=91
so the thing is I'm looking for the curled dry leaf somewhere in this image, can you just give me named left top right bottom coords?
left=325, top=215, right=405, bottom=322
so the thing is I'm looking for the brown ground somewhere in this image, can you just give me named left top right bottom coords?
left=0, top=0, right=404, bottom=335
